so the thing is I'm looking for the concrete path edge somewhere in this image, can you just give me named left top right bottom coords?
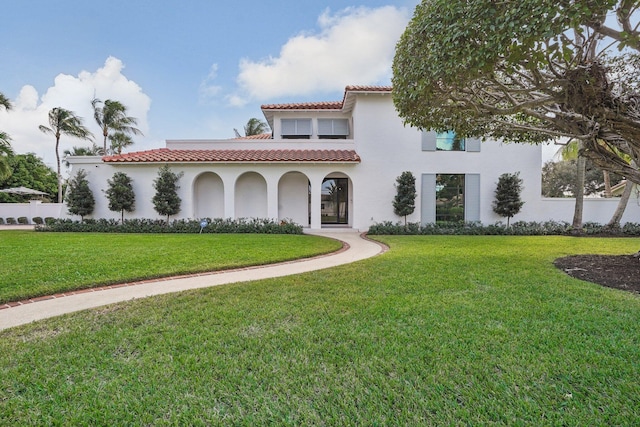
left=0, top=231, right=387, bottom=331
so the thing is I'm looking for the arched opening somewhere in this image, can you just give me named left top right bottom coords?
left=193, top=172, right=224, bottom=219
left=235, top=172, right=267, bottom=218
left=278, top=171, right=310, bottom=227
left=321, top=173, right=351, bottom=226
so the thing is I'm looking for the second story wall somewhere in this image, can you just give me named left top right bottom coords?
left=347, top=90, right=545, bottom=225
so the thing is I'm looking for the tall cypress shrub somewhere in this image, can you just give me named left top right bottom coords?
left=66, top=169, right=95, bottom=220
left=493, top=172, right=525, bottom=227
left=152, top=165, right=183, bottom=222
left=393, top=171, right=416, bottom=226
left=106, top=172, right=135, bottom=222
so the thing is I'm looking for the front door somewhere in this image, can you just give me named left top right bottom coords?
left=321, top=178, right=348, bottom=225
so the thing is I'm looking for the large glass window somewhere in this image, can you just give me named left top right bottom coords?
left=436, top=174, right=465, bottom=222
left=436, top=131, right=465, bottom=151
left=321, top=178, right=348, bottom=224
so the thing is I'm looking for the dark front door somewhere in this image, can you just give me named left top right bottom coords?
left=321, top=178, right=348, bottom=225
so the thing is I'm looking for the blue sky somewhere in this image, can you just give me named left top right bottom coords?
left=0, top=0, right=420, bottom=169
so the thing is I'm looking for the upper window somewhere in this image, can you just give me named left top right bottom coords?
left=436, top=131, right=465, bottom=151
left=318, top=119, right=349, bottom=139
left=281, top=119, right=312, bottom=139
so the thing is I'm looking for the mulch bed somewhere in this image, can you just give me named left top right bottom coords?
left=554, top=254, right=640, bottom=294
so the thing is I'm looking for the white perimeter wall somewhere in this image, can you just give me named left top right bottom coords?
left=0, top=201, right=64, bottom=224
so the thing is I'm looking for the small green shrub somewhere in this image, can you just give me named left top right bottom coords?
left=44, top=217, right=56, bottom=225
left=5, top=217, right=17, bottom=225
left=17, top=217, right=29, bottom=224
left=32, top=217, right=44, bottom=225
left=0, top=218, right=4, bottom=225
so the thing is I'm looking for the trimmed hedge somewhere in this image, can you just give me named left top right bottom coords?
left=5, top=217, right=16, bottom=225
left=367, top=220, right=640, bottom=236
left=17, top=217, right=28, bottom=224
left=36, top=217, right=304, bottom=234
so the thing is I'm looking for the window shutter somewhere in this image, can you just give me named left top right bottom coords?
left=421, top=174, right=436, bottom=224
left=333, top=119, right=349, bottom=135
left=281, top=119, right=312, bottom=136
left=465, top=174, right=481, bottom=222
left=281, top=119, right=296, bottom=135
left=466, top=138, right=481, bottom=152
left=318, top=119, right=349, bottom=136
left=297, top=119, right=312, bottom=135
left=421, top=131, right=436, bottom=151
left=318, top=119, right=332, bottom=135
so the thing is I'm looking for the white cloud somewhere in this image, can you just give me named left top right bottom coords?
left=0, top=57, right=151, bottom=169
left=233, top=6, right=411, bottom=102
left=199, top=63, right=222, bottom=103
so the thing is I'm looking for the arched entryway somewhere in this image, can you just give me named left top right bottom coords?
left=235, top=172, right=267, bottom=218
left=321, top=173, right=351, bottom=226
left=193, top=172, right=224, bottom=219
left=278, top=171, right=310, bottom=227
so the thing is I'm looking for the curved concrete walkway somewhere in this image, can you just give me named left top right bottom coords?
left=0, top=231, right=386, bottom=331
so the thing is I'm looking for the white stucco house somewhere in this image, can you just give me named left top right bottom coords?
left=67, top=86, right=640, bottom=231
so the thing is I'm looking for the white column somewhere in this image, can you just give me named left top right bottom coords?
left=223, top=176, right=235, bottom=219
left=310, top=177, right=322, bottom=229
left=267, top=177, right=279, bottom=220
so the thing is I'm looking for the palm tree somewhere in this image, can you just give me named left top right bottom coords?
left=91, top=98, right=142, bottom=154
left=0, top=92, right=10, bottom=110
left=63, top=144, right=104, bottom=167
left=234, top=118, right=270, bottom=137
left=39, top=108, right=94, bottom=202
left=108, top=131, right=134, bottom=155
left=0, top=92, right=12, bottom=179
left=0, top=132, right=12, bottom=180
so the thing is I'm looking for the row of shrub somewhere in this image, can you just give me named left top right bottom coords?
left=36, top=217, right=304, bottom=234
left=367, top=220, right=640, bottom=236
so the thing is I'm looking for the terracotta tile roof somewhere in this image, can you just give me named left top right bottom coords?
left=232, top=133, right=272, bottom=140
left=103, top=148, right=361, bottom=163
left=261, top=86, right=392, bottom=111
left=344, top=85, right=392, bottom=93
left=261, top=101, right=344, bottom=110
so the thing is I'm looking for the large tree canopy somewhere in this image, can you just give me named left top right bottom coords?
left=0, top=153, right=57, bottom=202
left=393, top=0, right=640, bottom=182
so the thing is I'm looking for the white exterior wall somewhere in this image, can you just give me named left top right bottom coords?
left=348, top=93, right=543, bottom=227
left=66, top=90, right=640, bottom=230
left=67, top=157, right=359, bottom=228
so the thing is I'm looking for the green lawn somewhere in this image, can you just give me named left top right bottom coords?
left=1, top=235, right=639, bottom=425
left=0, top=231, right=341, bottom=304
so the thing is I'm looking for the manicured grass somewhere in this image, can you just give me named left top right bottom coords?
left=0, top=231, right=341, bottom=304
left=1, top=236, right=640, bottom=425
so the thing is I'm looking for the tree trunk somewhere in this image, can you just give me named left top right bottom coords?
left=572, top=155, right=586, bottom=233
left=55, top=134, right=62, bottom=203
left=103, top=128, right=108, bottom=155
left=603, top=170, right=612, bottom=198
left=607, top=181, right=634, bottom=228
